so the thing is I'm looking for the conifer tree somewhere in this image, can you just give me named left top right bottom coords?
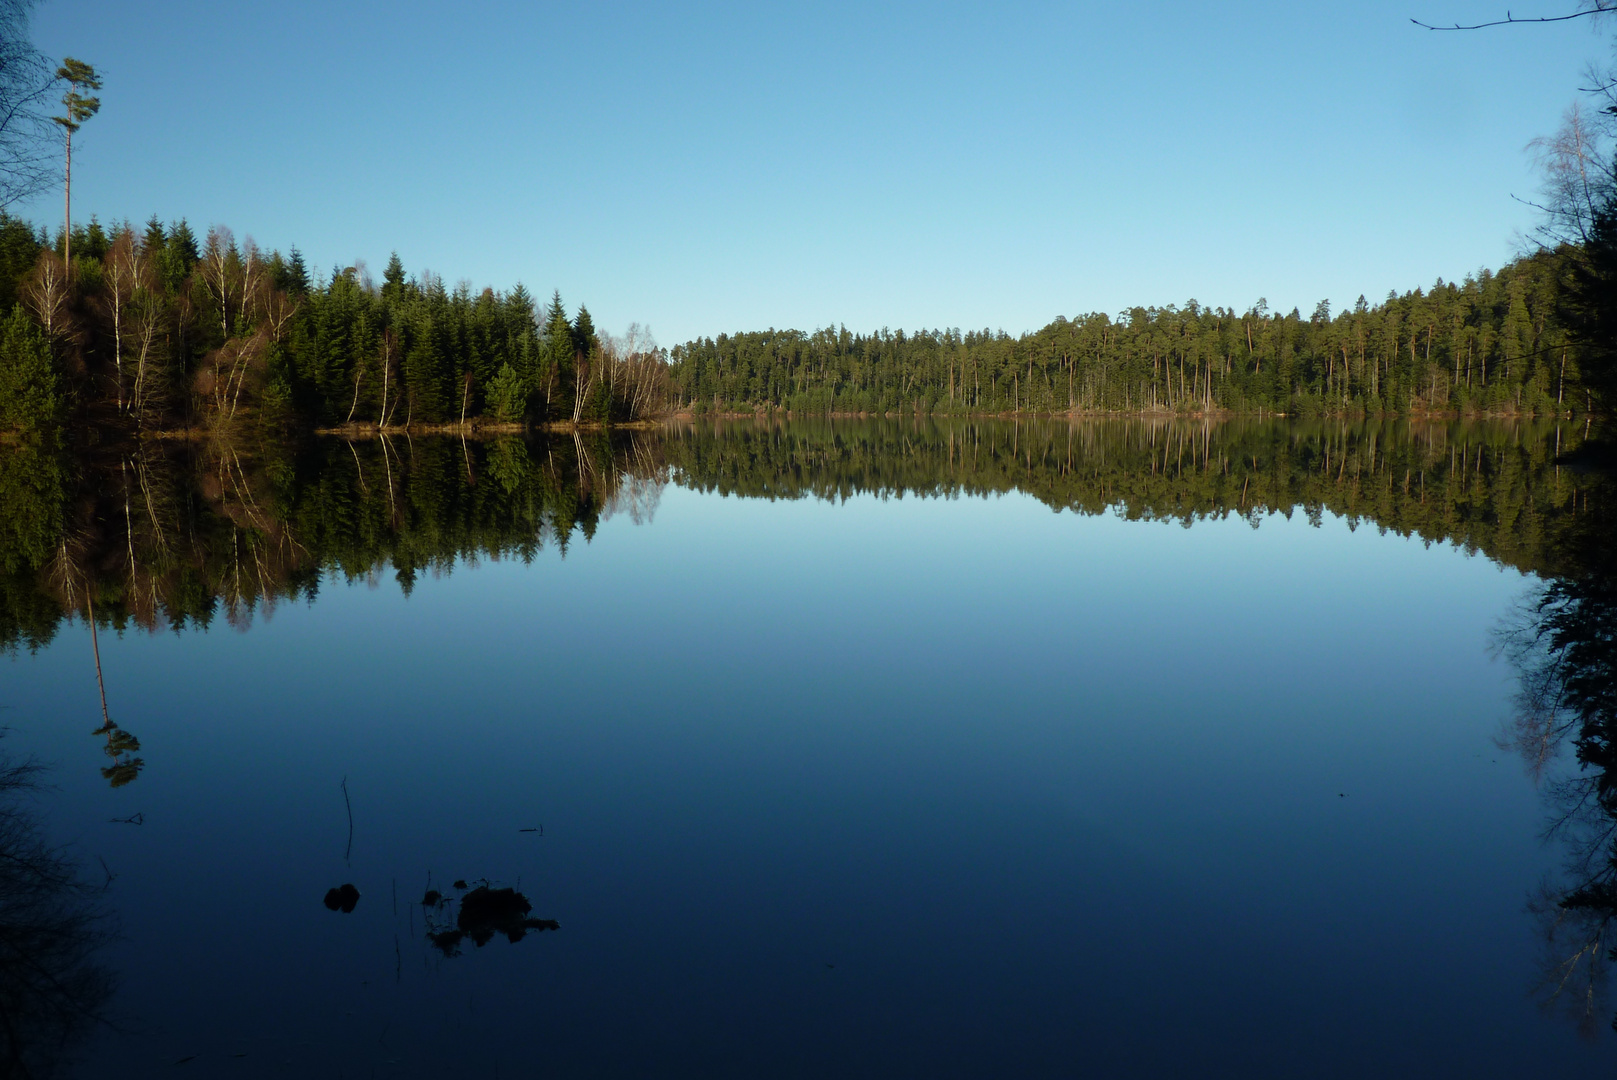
left=50, top=58, right=99, bottom=270
left=0, top=305, right=58, bottom=432
left=381, top=252, right=406, bottom=305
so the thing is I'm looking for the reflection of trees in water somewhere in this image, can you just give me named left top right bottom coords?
left=665, top=415, right=1590, bottom=577
left=0, top=421, right=1594, bottom=655
left=85, top=593, right=142, bottom=789
left=0, top=433, right=669, bottom=785
left=1498, top=456, right=1617, bottom=1034
left=0, top=431, right=669, bottom=651
left=0, top=746, right=116, bottom=1077
left=39, top=513, right=145, bottom=789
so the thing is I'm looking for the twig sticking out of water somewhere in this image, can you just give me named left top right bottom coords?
left=341, top=776, right=354, bottom=865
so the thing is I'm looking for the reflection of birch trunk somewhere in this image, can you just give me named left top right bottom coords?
left=346, top=441, right=367, bottom=493
left=135, top=452, right=167, bottom=554
left=122, top=461, right=138, bottom=615
left=572, top=429, right=597, bottom=493
left=380, top=434, right=398, bottom=523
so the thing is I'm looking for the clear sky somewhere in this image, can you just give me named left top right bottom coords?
left=12, top=1, right=1610, bottom=345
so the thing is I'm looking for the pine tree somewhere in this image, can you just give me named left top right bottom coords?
left=51, top=57, right=99, bottom=270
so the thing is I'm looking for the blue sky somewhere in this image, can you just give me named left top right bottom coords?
left=13, top=1, right=1608, bottom=344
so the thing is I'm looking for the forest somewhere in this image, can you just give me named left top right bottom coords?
left=667, top=248, right=1603, bottom=419
left=0, top=212, right=1611, bottom=435
left=0, top=212, right=670, bottom=436
left=0, top=212, right=1611, bottom=433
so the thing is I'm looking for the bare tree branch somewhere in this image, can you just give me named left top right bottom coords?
left=1412, top=7, right=1612, bottom=30
left=0, top=0, right=57, bottom=207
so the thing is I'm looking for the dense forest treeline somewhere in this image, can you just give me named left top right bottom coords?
left=0, top=212, right=1611, bottom=434
left=0, top=418, right=1599, bottom=658
left=0, top=211, right=669, bottom=436
left=669, top=248, right=1612, bottom=419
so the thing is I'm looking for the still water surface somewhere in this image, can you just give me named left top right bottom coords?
left=1, top=418, right=1610, bottom=1077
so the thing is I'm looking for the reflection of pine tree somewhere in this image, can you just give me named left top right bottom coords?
left=83, top=592, right=142, bottom=790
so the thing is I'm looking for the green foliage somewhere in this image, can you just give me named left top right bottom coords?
left=0, top=440, right=66, bottom=653
left=0, top=212, right=40, bottom=313
left=0, top=213, right=665, bottom=431
left=0, top=306, right=59, bottom=433
left=668, top=252, right=1586, bottom=419
left=486, top=362, right=528, bottom=422
left=0, top=439, right=64, bottom=576
left=1560, top=202, right=1617, bottom=414
left=51, top=57, right=100, bottom=135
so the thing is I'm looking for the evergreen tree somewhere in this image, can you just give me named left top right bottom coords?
left=0, top=306, right=59, bottom=433
left=381, top=252, right=406, bottom=305
left=0, top=210, right=41, bottom=312
left=50, top=57, right=99, bottom=269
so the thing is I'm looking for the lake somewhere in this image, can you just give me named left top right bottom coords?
left=1, top=416, right=1612, bottom=1077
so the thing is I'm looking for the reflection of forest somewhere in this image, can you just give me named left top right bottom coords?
left=1496, top=455, right=1617, bottom=1034
left=0, top=418, right=1612, bottom=1043
left=667, top=416, right=1591, bottom=577
left=0, top=418, right=1598, bottom=653
left=0, top=430, right=667, bottom=652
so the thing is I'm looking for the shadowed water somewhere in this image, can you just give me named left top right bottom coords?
left=0, top=417, right=1611, bottom=1077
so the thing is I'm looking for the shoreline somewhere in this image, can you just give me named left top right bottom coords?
left=9, top=408, right=1582, bottom=446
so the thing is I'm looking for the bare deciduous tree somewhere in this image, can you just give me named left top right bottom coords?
left=1527, top=102, right=1616, bottom=247
left=20, top=247, right=70, bottom=351
left=0, top=0, right=55, bottom=207
left=198, top=225, right=238, bottom=338
left=100, top=228, right=136, bottom=410
left=197, top=328, right=269, bottom=424
left=602, top=322, right=669, bottom=420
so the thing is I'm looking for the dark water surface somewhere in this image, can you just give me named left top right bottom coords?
left=1, top=418, right=1612, bottom=1077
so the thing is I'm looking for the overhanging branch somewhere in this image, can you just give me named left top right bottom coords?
left=1412, top=6, right=1611, bottom=30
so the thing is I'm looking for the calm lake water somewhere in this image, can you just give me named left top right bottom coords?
left=1, top=417, right=1613, bottom=1077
